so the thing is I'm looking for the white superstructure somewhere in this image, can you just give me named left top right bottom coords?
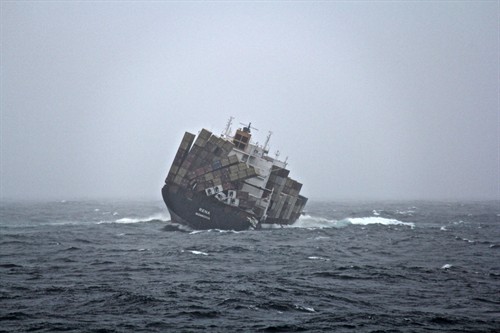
left=222, top=121, right=287, bottom=201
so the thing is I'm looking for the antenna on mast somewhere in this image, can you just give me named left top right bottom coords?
left=263, top=131, right=272, bottom=153
left=223, top=116, right=234, bottom=137
left=240, top=122, right=258, bottom=133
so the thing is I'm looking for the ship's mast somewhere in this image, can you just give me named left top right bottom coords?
left=223, top=116, right=234, bottom=137
left=263, top=131, right=272, bottom=155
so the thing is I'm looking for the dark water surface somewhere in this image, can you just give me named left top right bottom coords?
left=1, top=200, right=499, bottom=332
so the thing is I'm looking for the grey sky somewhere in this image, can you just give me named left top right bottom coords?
left=1, top=1, right=498, bottom=201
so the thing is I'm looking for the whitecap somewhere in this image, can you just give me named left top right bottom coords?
left=441, top=264, right=452, bottom=269
left=440, top=226, right=447, bottom=231
left=289, top=215, right=347, bottom=229
left=396, top=210, right=415, bottom=216
left=294, top=304, right=316, bottom=312
left=43, top=221, right=82, bottom=226
left=346, top=217, right=415, bottom=228
left=188, top=229, right=240, bottom=234
left=307, top=256, right=330, bottom=261
left=113, top=212, right=170, bottom=224
left=372, top=210, right=380, bottom=216
left=189, top=250, right=208, bottom=256
left=260, top=223, right=286, bottom=229
left=285, top=215, right=414, bottom=229
left=211, top=229, right=241, bottom=234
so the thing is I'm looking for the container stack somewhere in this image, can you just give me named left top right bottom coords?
left=166, top=129, right=260, bottom=208
left=262, top=166, right=307, bottom=223
left=165, top=132, right=196, bottom=186
left=188, top=161, right=258, bottom=194
left=289, top=195, right=308, bottom=222
left=264, top=167, right=290, bottom=220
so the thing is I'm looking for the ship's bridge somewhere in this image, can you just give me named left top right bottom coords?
left=232, top=125, right=252, bottom=151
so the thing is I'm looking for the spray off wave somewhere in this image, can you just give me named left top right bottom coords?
left=288, top=214, right=414, bottom=229
left=109, top=212, right=170, bottom=224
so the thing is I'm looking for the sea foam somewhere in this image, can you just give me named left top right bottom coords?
left=347, top=216, right=415, bottom=228
left=181, top=250, right=209, bottom=256
left=288, top=215, right=414, bottom=229
left=112, top=212, right=170, bottom=224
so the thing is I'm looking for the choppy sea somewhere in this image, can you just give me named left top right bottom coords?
left=1, top=200, right=499, bottom=332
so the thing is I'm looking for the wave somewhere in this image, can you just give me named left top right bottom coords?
left=347, top=216, right=415, bottom=228
left=287, top=215, right=345, bottom=229
left=287, top=215, right=414, bottom=229
left=104, top=212, right=170, bottom=224
left=4, top=212, right=173, bottom=227
left=163, top=223, right=192, bottom=232
left=189, top=229, right=241, bottom=234
left=181, top=249, right=209, bottom=256
left=307, top=256, right=330, bottom=261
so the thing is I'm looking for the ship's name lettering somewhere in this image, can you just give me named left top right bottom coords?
left=198, top=208, right=210, bottom=215
left=195, top=208, right=211, bottom=220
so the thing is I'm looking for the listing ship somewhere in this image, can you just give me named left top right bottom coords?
left=161, top=118, right=308, bottom=231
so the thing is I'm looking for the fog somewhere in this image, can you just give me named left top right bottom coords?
left=1, top=1, right=498, bottom=201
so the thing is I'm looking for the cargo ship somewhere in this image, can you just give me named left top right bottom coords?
left=161, top=118, right=308, bottom=230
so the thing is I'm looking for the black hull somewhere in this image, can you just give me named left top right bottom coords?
left=162, top=185, right=256, bottom=231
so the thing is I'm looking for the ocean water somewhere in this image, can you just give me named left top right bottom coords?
left=1, top=200, right=499, bottom=332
